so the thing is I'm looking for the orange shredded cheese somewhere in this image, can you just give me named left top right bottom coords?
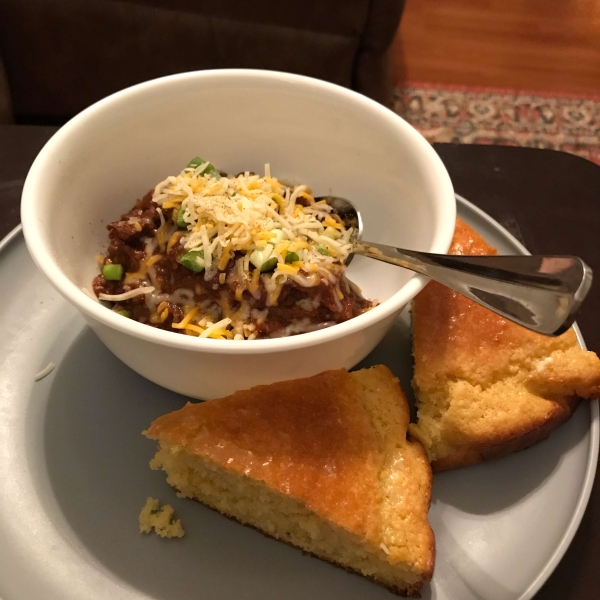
left=146, top=254, right=162, bottom=268
left=324, top=216, right=344, bottom=230
left=161, top=198, right=183, bottom=210
left=206, top=328, right=233, bottom=339
left=172, top=306, right=200, bottom=329
left=271, top=193, right=286, bottom=212
left=167, top=231, right=182, bottom=252
left=277, top=263, right=299, bottom=275
left=248, top=268, right=261, bottom=294
left=218, top=245, right=232, bottom=270
left=183, top=323, right=205, bottom=336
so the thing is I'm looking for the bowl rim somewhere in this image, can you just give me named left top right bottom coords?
left=21, top=68, right=456, bottom=355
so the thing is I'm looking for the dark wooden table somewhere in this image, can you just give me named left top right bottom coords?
left=1, top=125, right=599, bottom=599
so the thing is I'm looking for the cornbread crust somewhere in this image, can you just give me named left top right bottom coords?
left=410, top=218, right=600, bottom=472
left=145, top=366, right=434, bottom=596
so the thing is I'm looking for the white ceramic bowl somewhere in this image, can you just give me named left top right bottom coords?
left=21, top=70, right=455, bottom=399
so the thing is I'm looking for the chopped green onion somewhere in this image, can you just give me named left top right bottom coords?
left=176, top=206, right=187, bottom=228
left=285, top=251, right=299, bottom=263
left=267, top=230, right=285, bottom=245
left=179, top=250, right=205, bottom=272
left=323, top=232, right=338, bottom=239
left=103, top=264, right=123, bottom=280
left=186, top=156, right=220, bottom=179
left=260, top=257, right=278, bottom=272
left=250, top=248, right=277, bottom=272
left=186, top=156, right=203, bottom=169
left=317, top=247, right=330, bottom=256
left=115, top=309, right=131, bottom=318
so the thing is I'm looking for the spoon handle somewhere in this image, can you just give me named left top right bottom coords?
left=353, top=241, right=592, bottom=336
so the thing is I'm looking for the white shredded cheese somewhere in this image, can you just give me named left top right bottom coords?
left=151, top=163, right=352, bottom=286
left=200, top=318, right=232, bottom=338
left=99, top=286, right=155, bottom=301
left=34, top=362, right=55, bottom=381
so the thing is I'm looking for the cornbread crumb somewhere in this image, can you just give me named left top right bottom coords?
left=139, top=497, right=184, bottom=538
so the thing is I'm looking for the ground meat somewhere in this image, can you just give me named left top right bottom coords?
left=106, top=239, right=146, bottom=273
left=103, top=191, right=161, bottom=272
left=107, top=191, right=160, bottom=243
left=248, top=272, right=370, bottom=337
left=92, top=274, right=119, bottom=297
left=295, top=196, right=311, bottom=207
left=162, top=302, right=185, bottom=328
left=107, top=220, right=139, bottom=242
left=313, top=280, right=341, bottom=314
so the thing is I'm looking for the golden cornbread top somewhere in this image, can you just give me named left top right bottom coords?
left=146, top=369, right=382, bottom=541
left=413, top=218, right=594, bottom=391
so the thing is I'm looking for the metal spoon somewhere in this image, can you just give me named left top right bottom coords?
left=319, top=196, right=592, bottom=336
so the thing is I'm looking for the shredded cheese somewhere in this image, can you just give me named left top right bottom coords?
left=167, top=231, right=182, bottom=252
left=151, top=164, right=354, bottom=288
left=172, top=306, right=200, bottom=329
left=95, top=162, right=370, bottom=341
left=200, top=318, right=232, bottom=337
left=183, top=323, right=205, bottom=336
left=34, top=362, right=55, bottom=381
left=277, top=263, right=299, bottom=275
left=99, top=287, right=155, bottom=301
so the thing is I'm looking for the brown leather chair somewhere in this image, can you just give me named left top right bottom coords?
left=0, top=0, right=404, bottom=124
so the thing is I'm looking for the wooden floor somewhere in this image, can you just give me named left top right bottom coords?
left=394, top=0, right=600, bottom=95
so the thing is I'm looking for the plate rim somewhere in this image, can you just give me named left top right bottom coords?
left=0, top=224, right=22, bottom=254
left=1, top=194, right=598, bottom=600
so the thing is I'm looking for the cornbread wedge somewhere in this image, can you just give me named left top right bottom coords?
left=145, top=366, right=434, bottom=596
left=409, top=218, right=600, bottom=472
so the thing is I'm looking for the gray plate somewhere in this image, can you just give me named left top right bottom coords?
left=0, top=195, right=597, bottom=600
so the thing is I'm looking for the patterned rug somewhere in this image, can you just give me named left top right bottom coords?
left=394, top=83, right=600, bottom=165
